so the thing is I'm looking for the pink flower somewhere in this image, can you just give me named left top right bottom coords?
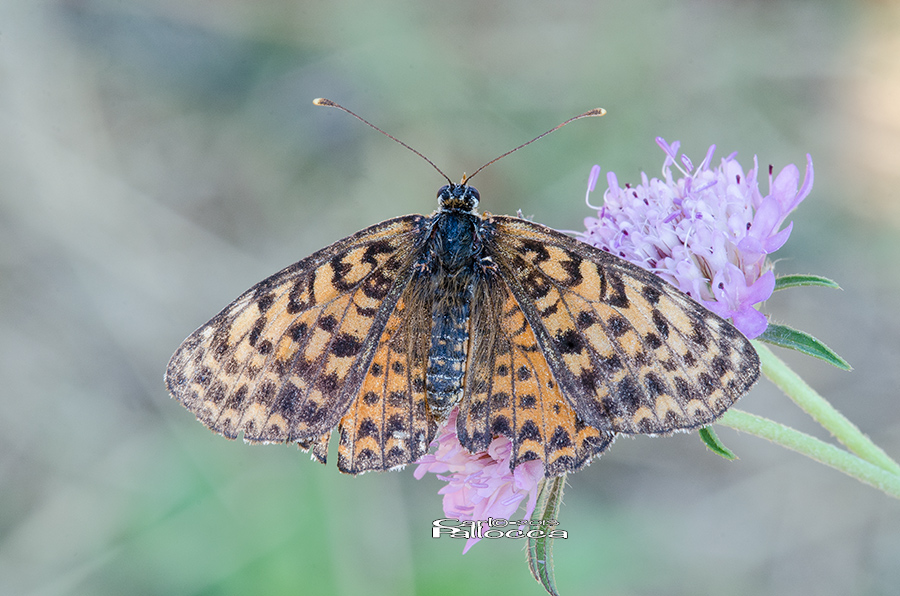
left=414, top=408, right=544, bottom=554
left=579, top=138, right=813, bottom=338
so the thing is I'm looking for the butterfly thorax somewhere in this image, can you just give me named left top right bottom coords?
left=422, top=183, right=484, bottom=421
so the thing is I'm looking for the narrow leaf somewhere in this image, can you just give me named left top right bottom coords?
left=773, top=274, right=840, bottom=291
left=758, top=323, right=851, bottom=371
left=527, top=475, right=566, bottom=596
left=699, top=426, right=737, bottom=460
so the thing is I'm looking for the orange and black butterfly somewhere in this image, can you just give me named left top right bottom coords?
left=165, top=100, right=759, bottom=477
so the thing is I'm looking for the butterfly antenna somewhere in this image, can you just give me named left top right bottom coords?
left=464, top=107, right=607, bottom=184
left=313, top=98, right=453, bottom=185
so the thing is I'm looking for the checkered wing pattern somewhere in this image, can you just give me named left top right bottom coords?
left=484, top=215, right=760, bottom=437
left=165, top=216, right=428, bottom=456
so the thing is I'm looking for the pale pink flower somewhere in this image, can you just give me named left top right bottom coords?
left=579, top=138, right=813, bottom=338
left=414, top=408, right=544, bottom=554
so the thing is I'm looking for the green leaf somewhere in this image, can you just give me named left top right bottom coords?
left=758, top=323, right=851, bottom=371
left=527, top=475, right=566, bottom=596
left=773, top=274, right=841, bottom=291
left=699, top=426, right=737, bottom=460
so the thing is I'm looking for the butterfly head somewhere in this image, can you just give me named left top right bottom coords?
left=437, top=183, right=480, bottom=213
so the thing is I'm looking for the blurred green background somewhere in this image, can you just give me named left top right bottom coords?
left=2, top=1, right=899, bottom=595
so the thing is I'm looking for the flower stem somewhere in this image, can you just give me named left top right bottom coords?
left=527, top=475, right=566, bottom=596
left=717, top=409, right=900, bottom=499
left=751, top=340, right=900, bottom=476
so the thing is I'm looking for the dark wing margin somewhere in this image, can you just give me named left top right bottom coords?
left=484, top=215, right=760, bottom=436
left=165, top=215, right=428, bottom=458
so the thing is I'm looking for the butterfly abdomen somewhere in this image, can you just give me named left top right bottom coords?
left=426, top=290, right=472, bottom=421
left=423, top=207, right=481, bottom=421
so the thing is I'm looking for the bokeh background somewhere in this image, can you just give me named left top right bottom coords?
left=3, top=1, right=900, bottom=595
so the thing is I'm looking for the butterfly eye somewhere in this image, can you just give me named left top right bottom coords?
left=437, top=185, right=452, bottom=200
left=465, top=186, right=480, bottom=205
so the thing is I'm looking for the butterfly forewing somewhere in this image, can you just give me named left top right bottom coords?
left=165, top=215, right=427, bottom=446
left=461, top=270, right=616, bottom=475
left=485, top=215, right=760, bottom=436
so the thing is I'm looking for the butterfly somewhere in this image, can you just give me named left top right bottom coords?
left=165, top=101, right=760, bottom=477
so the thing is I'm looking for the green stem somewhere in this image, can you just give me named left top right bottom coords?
left=752, top=340, right=900, bottom=476
left=717, top=409, right=900, bottom=500
left=527, top=475, right=566, bottom=596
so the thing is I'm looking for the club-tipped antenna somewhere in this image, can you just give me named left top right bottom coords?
left=314, top=98, right=606, bottom=186
left=313, top=98, right=452, bottom=185
left=464, top=107, right=606, bottom=184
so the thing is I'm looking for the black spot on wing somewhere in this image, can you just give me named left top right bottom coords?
left=644, top=372, right=666, bottom=398
left=385, top=416, right=407, bottom=442
left=318, top=315, right=337, bottom=332
left=549, top=426, right=572, bottom=450
left=576, top=310, right=595, bottom=329
left=491, top=415, right=511, bottom=435
left=554, top=329, right=584, bottom=355
left=599, top=354, right=623, bottom=374
left=316, top=373, right=339, bottom=394
left=519, top=395, right=537, bottom=409
left=691, top=319, right=710, bottom=349
left=641, top=285, right=662, bottom=305
left=274, top=383, right=301, bottom=419
left=652, top=310, right=669, bottom=339
left=602, top=376, right=642, bottom=418
left=332, top=333, right=362, bottom=357
left=357, top=418, right=379, bottom=439
left=490, top=392, right=510, bottom=409
left=256, top=293, right=275, bottom=312
left=248, top=316, right=266, bottom=347
left=711, top=356, right=729, bottom=378
left=607, top=315, right=629, bottom=337
left=227, top=385, right=248, bottom=408
left=517, top=420, right=541, bottom=442
left=284, top=321, right=306, bottom=342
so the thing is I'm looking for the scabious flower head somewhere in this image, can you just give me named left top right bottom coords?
left=580, top=138, right=813, bottom=338
left=414, top=408, right=544, bottom=554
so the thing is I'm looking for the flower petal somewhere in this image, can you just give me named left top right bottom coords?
left=732, top=306, right=769, bottom=339
left=762, top=221, right=793, bottom=254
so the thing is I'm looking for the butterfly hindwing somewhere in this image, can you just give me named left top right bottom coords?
left=336, top=278, right=434, bottom=473
left=459, top=267, right=615, bottom=476
left=165, top=215, right=427, bottom=448
left=485, top=215, right=760, bottom=435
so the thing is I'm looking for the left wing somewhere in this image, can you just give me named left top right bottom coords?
left=165, top=216, right=426, bottom=449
